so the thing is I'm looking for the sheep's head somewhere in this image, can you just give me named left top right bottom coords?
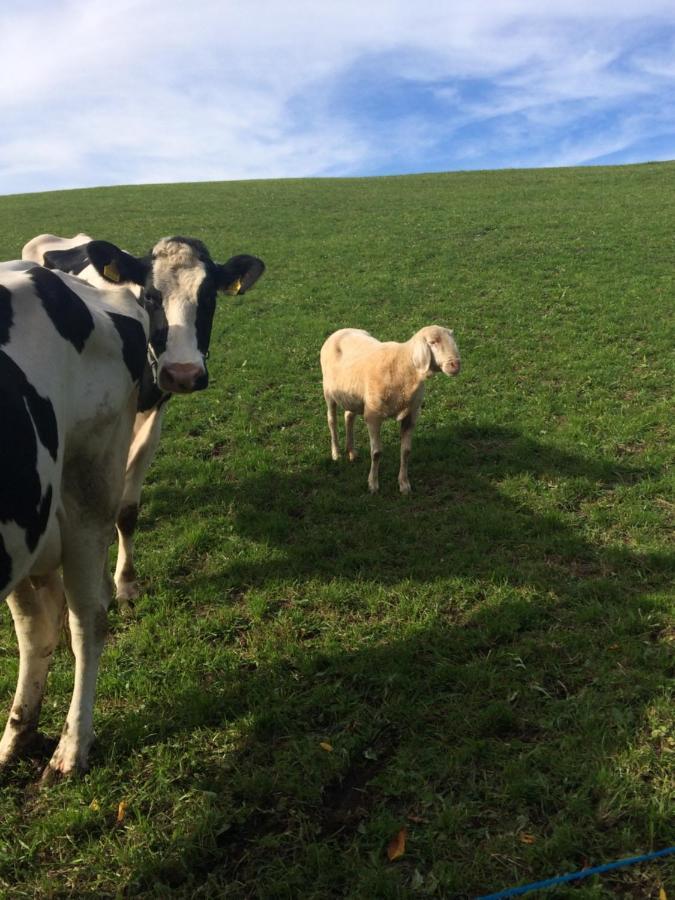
left=412, top=325, right=461, bottom=377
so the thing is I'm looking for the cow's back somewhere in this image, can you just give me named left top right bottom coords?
left=22, top=232, right=92, bottom=266
left=21, top=233, right=118, bottom=293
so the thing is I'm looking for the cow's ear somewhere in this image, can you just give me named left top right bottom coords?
left=87, top=241, right=150, bottom=286
left=215, top=254, right=265, bottom=296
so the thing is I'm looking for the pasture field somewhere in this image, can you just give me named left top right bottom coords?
left=0, top=163, right=673, bottom=898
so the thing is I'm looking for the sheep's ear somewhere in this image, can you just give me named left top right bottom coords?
left=412, top=336, right=431, bottom=372
left=216, top=254, right=265, bottom=295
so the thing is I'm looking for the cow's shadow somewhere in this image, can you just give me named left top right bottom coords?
left=90, top=423, right=673, bottom=894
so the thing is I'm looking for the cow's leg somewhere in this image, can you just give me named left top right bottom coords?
left=398, top=411, right=419, bottom=494
left=0, top=574, right=65, bottom=767
left=114, top=405, right=164, bottom=609
left=44, top=399, right=136, bottom=780
left=325, top=397, right=340, bottom=461
left=43, top=534, right=111, bottom=779
left=345, top=410, right=358, bottom=461
left=364, top=410, right=384, bottom=494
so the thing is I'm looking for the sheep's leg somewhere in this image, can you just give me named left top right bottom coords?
left=0, top=574, right=65, bottom=767
left=364, top=411, right=383, bottom=493
left=345, top=410, right=358, bottom=461
left=326, top=398, right=340, bottom=460
left=398, top=411, right=418, bottom=494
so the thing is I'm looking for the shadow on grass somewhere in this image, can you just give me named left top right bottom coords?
left=94, top=423, right=674, bottom=896
left=150, top=421, right=666, bottom=591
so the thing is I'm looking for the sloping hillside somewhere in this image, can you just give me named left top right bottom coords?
left=0, top=164, right=672, bottom=897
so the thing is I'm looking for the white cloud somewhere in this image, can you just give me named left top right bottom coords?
left=1, top=1, right=675, bottom=193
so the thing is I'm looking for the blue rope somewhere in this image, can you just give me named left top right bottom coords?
left=477, top=846, right=675, bottom=899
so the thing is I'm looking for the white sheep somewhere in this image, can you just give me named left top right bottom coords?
left=320, top=325, right=461, bottom=493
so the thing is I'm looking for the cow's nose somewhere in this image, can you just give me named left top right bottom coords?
left=159, top=363, right=206, bottom=393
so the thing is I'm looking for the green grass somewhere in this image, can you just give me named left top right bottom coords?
left=0, top=163, right=673, bottom=898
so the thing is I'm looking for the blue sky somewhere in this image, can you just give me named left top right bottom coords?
left=2, top=1, right=675, bottom=194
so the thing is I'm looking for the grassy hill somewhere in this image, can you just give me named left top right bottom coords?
left=0, top=164, right=673, bottom=898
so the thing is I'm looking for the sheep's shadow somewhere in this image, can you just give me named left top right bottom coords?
left=147, top=420, right=668, bottom=597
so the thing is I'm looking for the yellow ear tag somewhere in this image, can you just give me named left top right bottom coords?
left=225, top=278, right=242, bottom=296
left=103, top=261, right=121, bottom=282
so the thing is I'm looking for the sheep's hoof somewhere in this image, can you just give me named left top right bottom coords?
left=348, top=450, right=358, bottom=462
left=399, top=482, right=412, bottom=495
left=368, top=482, right=379, bottom=494
left=331, top=450, right=341, bottom=461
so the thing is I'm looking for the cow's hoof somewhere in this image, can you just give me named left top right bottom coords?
left=39, top=763, right=64, bottom=787
left=41, top=755, right=88, bottom=786
left=116, top=580, right=140, bottom=600
left=117, top=597, right=136, bottom=618
left=0, top=728, right=55, bottom=771
left=116, top=580, right=140, bottom=616
left=43, top=734, right=92, bottom=784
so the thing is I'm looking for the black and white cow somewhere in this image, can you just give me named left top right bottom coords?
left=23, top=233, right=265, bottom=607
left=0, top=255, right=148, bottom=778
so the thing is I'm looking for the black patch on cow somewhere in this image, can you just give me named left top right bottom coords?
left=150, top=325, right=168, bottom=359
left=0, top=285, right=12, bottom=345
left=0, top=535, right=11, bottom=593
left=24, top=385, right=58, bottom=462
left=43, top=244, right=91, bottom=276
left=195, top=275, right=217, bottom=355
left=117, top=502, right=139, bottom=537
left=0, top=351, right=58, bottom=553
left=26, top=486, right=52, bottom=553
left=137, top=364, right=167, bottom=412
left=107, top=313, right=147, bottom=383
left=145, top=300, right=168, bottom=359
left=29, top=266, right=94, bottom=353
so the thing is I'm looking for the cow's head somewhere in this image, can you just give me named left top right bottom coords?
left=87, top=237, right=265, bottom=393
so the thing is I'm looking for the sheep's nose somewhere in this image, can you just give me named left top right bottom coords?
left=444, top=359, right=461, bottom=375
left=159, top=363, right=207, bottom=393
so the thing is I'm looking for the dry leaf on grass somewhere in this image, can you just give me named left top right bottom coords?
left=387, top=828, right=407, bottom=861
